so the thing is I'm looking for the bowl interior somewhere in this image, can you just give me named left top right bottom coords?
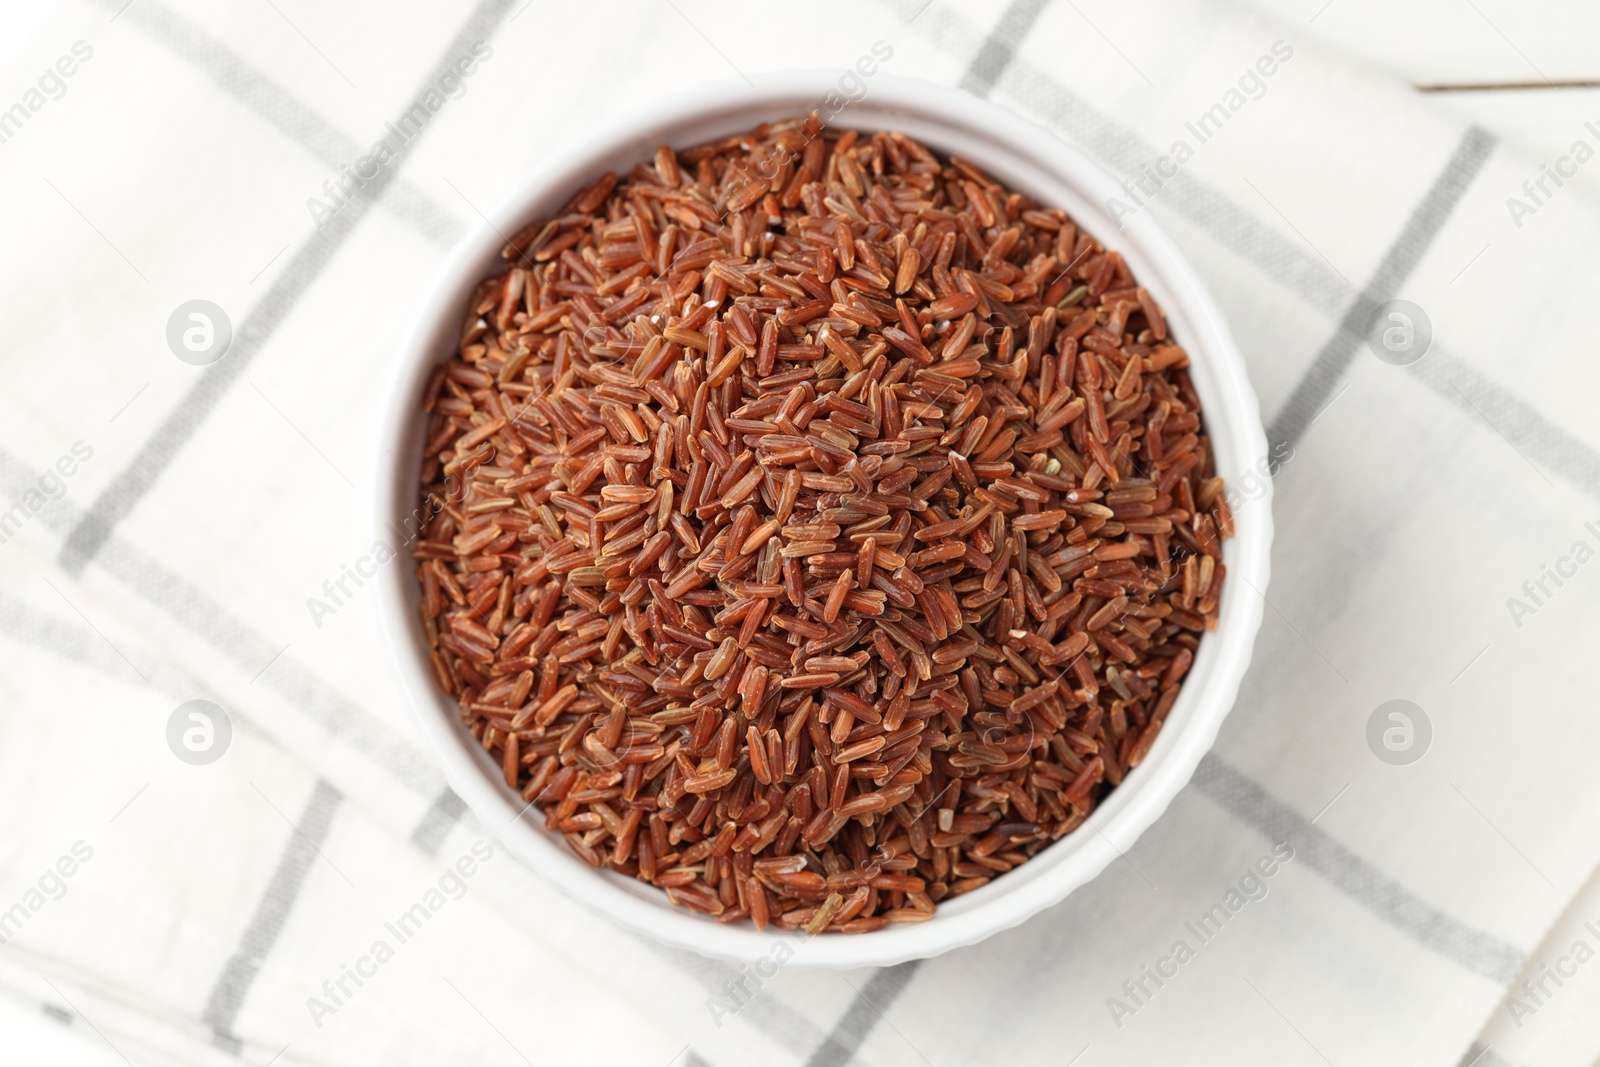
left=374, top=72, right=1271, bottom=967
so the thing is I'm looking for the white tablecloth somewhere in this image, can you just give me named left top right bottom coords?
left=3, top=1, right=1599, bottom=1065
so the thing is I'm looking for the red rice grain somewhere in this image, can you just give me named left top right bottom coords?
left=413, top=114, right=1229, bottom=931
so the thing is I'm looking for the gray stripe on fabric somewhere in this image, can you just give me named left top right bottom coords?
left=0, top=587, right=199, bottom=701
left=58, top=0, right=522, bottom=576
left=1456, top=1042, right=1521, bottom=1067
left=1268, top=128, right=1497, bottom=452
left=1195, top=755, right=1525, bottom=984
left=958, top=0, right=1053, bottom=96
left=201, top=779, right=343, bottom=1051
left=409, top=788, right=469, bottom=855
left=0, top=451, right=442, bottom=799
left=0, top=583, right=152, bottom=688
left=89, top=0, right=461, bottom=246
left=0, top=539, right=350, bottom=784
left=639, top=940, right=825, bottom=1050
left=96, top=532, right=446, bottom=794
left=803, top=962, right=923, bottom=1067
left=1007, top=54, right=1355, bottom=314
left=59, top=193, right=373, bottom=574
left=1417, top=351, right=1600, bottom=499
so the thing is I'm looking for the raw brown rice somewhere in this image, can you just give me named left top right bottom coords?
left=412, top=114, right=1231, bottom=933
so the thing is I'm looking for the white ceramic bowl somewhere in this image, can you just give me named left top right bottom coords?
left=374, top=72, right=1272, bottom=968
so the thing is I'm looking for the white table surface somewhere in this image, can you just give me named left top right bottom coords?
left=1238, top=0, right=1600, bottom=203
left=0, top=0, right=1591, bottom=1062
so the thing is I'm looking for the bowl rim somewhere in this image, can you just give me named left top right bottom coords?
left=373, top=70, right=1273, bottom=968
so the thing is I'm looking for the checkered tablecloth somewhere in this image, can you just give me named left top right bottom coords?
left=3, top=1, right=1599, bottom=1065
